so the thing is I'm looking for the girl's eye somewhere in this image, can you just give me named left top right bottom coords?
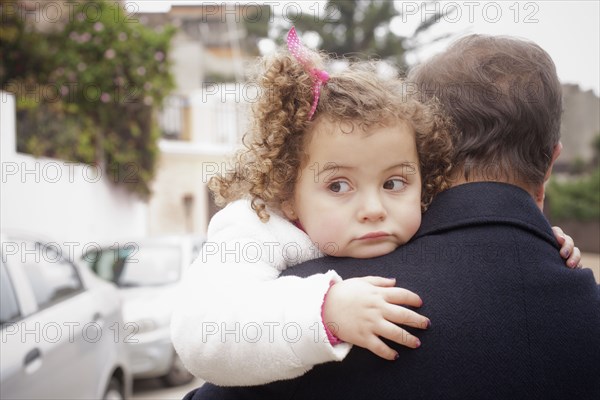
left=328, top=181, right=351, bottom=193
left=383, top=179, right=405, bottom=191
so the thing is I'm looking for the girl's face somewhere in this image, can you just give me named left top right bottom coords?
left=283, top=119, right=422, bottom=258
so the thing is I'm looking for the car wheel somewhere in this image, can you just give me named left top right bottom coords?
left=103, top=377, right=124, bottom=400
left=162, top=353, right=194, bottom=387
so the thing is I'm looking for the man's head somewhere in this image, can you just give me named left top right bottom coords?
left=408, top=34, right=563, bottom=202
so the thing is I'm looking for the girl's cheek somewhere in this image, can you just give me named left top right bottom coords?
left=317, top=219, right=343, bottom=243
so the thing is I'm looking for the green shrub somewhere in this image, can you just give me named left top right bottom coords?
left=1, top=0, right=175, bottom=198
left=547, top=168, right=600, bottom=221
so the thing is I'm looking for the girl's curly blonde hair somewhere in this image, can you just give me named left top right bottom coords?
left=209, top=50, right=453, bottom=222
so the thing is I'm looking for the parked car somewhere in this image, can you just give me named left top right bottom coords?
left=83, top=236, right=203, bottom=386
left=0, top=232, right=132, bottom=400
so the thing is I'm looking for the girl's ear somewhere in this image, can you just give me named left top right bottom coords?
left=281, top=200, right=297, bottom=221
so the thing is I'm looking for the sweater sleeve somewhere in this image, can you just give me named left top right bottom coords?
left=170, top=200, right=352, bottom=386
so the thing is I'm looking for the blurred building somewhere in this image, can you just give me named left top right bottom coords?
left=558, top=84, right=600, bottom=168
left=138, top=4, right=267, bottom=236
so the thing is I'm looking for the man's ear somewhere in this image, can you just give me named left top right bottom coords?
left=281, top=200, right=297, bottom=221
left=544, top=141, right=563, bottom=183
left=535, top=142, right=562, bottom=210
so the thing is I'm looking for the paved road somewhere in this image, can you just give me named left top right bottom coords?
left=131, top=378, right=204, bottom=400
left=581, top=252, right=599, bottom=283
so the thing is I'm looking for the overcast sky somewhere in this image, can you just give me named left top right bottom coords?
left=129, top=1, right=600, bottom=95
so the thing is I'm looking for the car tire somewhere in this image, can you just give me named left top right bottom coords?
left=103, top=377, right=124, bottom=400
left=162, top=353, right=194, bottom=387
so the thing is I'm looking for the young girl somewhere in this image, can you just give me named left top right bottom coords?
left=171, top=27, right=580, bottom=387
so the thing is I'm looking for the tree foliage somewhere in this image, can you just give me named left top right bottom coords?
left=547, top=135, right=600, bottom=221
left=283, top=0, right=449, bottom=69
left=0, top=0, right=175, bottom=198
left=547, top=168, right=600, bottom=221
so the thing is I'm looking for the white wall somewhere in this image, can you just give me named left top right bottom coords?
left=147, top=148, right=214, bottom=236
left=0, top=92, right=147, bottom=253
left=171, top=32, right=205, bottom=96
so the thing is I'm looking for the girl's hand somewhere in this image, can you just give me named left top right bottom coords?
left=552, top=226, right=582, bottom=268
left=322, top=276, right=430, bottom=361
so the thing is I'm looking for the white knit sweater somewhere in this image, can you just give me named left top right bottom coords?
left=171, top=199, right=352, bottom=386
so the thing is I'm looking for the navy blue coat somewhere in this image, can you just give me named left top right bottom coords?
left=186, top=183, right=600, bottom=400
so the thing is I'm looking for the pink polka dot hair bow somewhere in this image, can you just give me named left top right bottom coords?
left=287, top=26, right=329, bottom=120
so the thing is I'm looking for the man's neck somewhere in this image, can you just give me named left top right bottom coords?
left=448, top=174, right=543, bottom=210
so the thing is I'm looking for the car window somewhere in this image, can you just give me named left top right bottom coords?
left=84, top=248, right=121, bottom=282
left=118, top=245, right=181, bottom=286
left=0, top=261, right=21, bottom=325
left=7, top=241, right=83, bottom=309
left=86, top=245, right=181, bottom=287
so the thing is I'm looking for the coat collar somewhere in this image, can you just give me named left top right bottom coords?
left=415, top=182, right=558, bottom=248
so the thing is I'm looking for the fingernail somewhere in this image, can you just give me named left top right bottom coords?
left=415, top=339, right=421, bottom=348
left=562, top=249, right=570, bottom=258
left=568, top=260, right=576, bottom=268
left=394, top=353, right=399, bottom=360
left=426, top=319, right=431, bottom=329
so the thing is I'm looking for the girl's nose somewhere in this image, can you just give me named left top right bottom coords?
left=357, top=193, right=387, bottom=222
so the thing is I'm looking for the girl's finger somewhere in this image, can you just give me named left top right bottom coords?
left=382, top=287, right=423, bottom=307
left=552, top=226, right=566, bottom=245
left=382, top=303, right=430, bottom=330
left=365, top=335, right=400, bottom=361
left=560, top=233, right=575, bottom=259
left=360, top=276, right=397, bottom=287
left=567, top=246, right=582, bottom=269
left=375, top=320, right=422, bottom=349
